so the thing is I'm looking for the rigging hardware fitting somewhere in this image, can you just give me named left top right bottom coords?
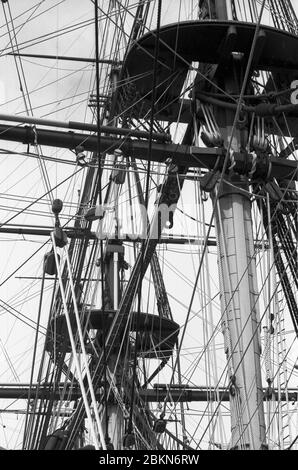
left=51, top=199, right=67, bottom=248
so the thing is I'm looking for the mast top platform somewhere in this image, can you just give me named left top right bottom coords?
left=46, top=309, right=180, bottom=360
left=121, top=20, right=298, bottom=117
left=125, top=20, right=298, bottom=73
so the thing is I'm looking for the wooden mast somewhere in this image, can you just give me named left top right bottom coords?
left=209, top=0, right=267, bottom=449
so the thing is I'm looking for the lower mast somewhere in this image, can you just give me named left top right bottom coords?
left=207, top=0, right=266, bottom=449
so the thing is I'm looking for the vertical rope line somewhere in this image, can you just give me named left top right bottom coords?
left=51, top=233, right=100, bottom=449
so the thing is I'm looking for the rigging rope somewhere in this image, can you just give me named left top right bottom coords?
left=51, top=233, right=105, bottom=449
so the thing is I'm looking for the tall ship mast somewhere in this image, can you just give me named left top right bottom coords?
left=0, top=0, right=297, bottom=450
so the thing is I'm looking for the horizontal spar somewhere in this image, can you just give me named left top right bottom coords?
left=0, top=113, right=169, bottom=142
left=0, top=124, right=296, bottom=179
left=0, top=226, right=217, bottom=245
left=0, top=123, right=225, bottom=168
left=8, top=52, right=122, bottom=65
left=0, top=226, right=270, bottom=248
left=0, top=385, right=295, bottom=402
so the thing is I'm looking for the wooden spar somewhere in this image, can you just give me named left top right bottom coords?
left=0, top=112, right=170, bottom=142
left=0, top=226, right=218, bottom=245
left=0, top=123, right=296, bottom=180
left=0, top=122, right=222, bottom=163
left=8, top=52, right=122, bottom=65
left=0, top=226, right=275, bottom=250
left=0, top=385, right=295, bottom=402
